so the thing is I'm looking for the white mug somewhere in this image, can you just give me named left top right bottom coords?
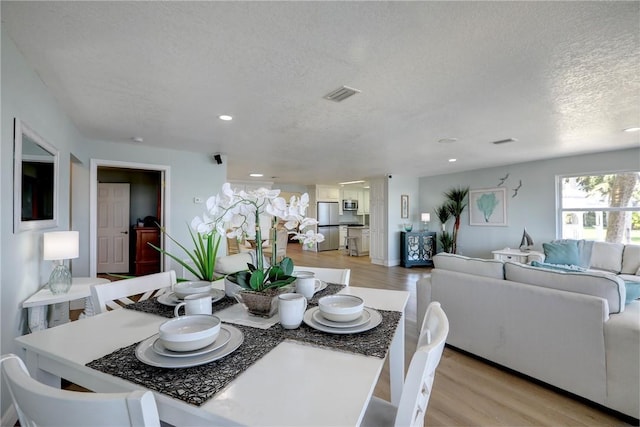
left=293, top=271, right=323, bottom=300
left=278, top=293, right=307, bottom=329
left=174, top=292, right=213, bottom=317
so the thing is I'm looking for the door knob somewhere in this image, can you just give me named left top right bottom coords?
left=121, top=231, right=128, bottom=234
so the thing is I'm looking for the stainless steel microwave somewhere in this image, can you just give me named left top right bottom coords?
left=343, top=199, right=358, bottom=211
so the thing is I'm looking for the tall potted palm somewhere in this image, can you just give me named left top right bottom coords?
left=444, top=187, right=469, bottom=254
left=435, top=204, right=453, bottom=253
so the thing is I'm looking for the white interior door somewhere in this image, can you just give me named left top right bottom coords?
left=97, top=183, right=130, bottom=273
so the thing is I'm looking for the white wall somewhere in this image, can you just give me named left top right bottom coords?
left=419, top=148, right=640, bottom=258
left=1, top=30, right=227, bottom=417
left=386, top=175, right=420, bottom=266
left=1, top=30, right=85, bottom=416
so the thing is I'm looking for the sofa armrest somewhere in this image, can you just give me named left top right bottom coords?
left=416, top=275, right=432, bottom=334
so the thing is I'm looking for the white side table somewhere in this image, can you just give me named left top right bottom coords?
left=22, top=277, right=110, bottom=332
left=491, top=248, right=530, bottom=263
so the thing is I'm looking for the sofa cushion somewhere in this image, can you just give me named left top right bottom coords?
left=543, top=241, right=580, bottom=266
left=551, top=239, right=593, bottom=268
left=432, top=253, right=504, bottom=279
left=504, top=261, right=625, bottom=314
left=215, top=253, right=254, bottom=275
left=624, top=281, right=640, bottom=304
left=590, top=241, right=624, bottom=273
left=621, top=244, right=640, bottom=275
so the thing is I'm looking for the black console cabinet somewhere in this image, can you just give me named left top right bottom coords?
left=400, top=231, right=436, bottom=267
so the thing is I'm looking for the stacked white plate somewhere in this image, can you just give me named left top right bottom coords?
left=135, top=324, right=243, bottom=368
left=303, top=306, right=382, bottom=334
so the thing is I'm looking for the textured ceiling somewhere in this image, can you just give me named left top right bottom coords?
left=2, top=1, right=639, bottom=185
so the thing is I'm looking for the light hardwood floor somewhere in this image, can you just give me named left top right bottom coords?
left=286, top=244, right=634, bottom=427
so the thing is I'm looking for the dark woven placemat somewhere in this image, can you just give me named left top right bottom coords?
left=279, top=309, right=401, bottom=359
left=123, top=295, right=238, bottom=319
left=86, top=325, right=283, bottom=406
left=308, top=283, right=345, bottom=305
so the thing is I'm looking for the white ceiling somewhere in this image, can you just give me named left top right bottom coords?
left=2, top=1, right=639, bottom=186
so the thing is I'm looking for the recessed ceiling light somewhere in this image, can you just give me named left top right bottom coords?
left=438, top=138, right=458, bottom=144
left=219, top=115, right=233, bottom=121
left=132, top=137, right=143, bottom=143
left=249, top=173, right=263, bottom=177
left=338, top=180, right=366, bottom=185
left=448, top=158, right=457, bottom=162
left=623, top=127, right=640, bottom=132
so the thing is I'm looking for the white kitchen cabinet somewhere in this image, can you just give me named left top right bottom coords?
left=361, top=228, right=370, bottom=254
left=316, top=185, right=340, bottom=202
left=358, top=189, right=370, bottom=215
left=339, top=225, right=348, bottom=248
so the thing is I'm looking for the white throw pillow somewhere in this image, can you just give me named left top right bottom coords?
left=621, top=245, right=640, bottom=274
left=590, top=242, right=624, bottom=273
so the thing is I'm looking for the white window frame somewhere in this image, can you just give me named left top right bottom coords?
left=556, top=169, right=640, bottom=242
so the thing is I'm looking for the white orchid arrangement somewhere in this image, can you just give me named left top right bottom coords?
left=191, top=183, right=325, bottom=291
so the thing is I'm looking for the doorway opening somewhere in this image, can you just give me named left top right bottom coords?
left=89, top=159, right=171, bottom=277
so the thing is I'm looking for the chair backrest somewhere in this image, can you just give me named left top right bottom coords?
left=90, top=270, right=177, bottom=314
left=293, top=266, right=351, bottom=286
left=394, top=301, right=449, bottom=427
left=1, top=354, right=160, bottom=427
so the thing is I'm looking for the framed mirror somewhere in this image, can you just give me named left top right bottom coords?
left=14, top=118, right=59, bottom=232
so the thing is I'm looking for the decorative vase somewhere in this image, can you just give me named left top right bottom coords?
left=234, top=288, right=288, bottom=317
left=224, top=276, right=244, bottom=298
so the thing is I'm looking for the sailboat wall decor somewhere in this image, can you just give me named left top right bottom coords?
left=519, top=228, right=534, bottom=252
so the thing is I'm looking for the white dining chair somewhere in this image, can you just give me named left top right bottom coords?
left=1, top=354, right=161, bottom=427
left=293, top=266, right=351, bottom=285
left=362, top=301, right=449, bottom=427
left=90, top=270, right=177, bottom=314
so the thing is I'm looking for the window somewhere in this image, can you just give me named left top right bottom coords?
left=558, top=171, right=640, bottom=244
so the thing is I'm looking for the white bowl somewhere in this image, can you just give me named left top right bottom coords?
left=318, top=295, right=364, bottom=322
left=159, top=315, right=221, bottom=352
left=174, top=281, right=212, bottom=299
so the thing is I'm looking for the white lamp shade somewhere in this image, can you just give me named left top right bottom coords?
left=43, top=231, right=79, bottom=260
left=421, top=213, right=431, bottom=222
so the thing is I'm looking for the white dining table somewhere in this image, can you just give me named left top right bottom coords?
left=15, top=286, right=409, bottom=426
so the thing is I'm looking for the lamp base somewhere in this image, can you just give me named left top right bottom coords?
left=49, top=264, right=72, bottom=294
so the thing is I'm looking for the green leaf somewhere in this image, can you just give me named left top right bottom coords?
left=279, top=257, right=294, bottom=275
left=249, top=270, right=265, bottom=291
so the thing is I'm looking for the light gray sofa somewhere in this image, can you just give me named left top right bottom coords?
left=417, top=250, right=640, bottom=420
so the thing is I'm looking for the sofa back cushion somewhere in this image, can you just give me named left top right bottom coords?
left=433, top=253, right=504, bottom=279
left=590, top=241, right=624, bottom=273
left=621, top=244, right=640, bottom=275
left=215, top=253, right=254, bottom=275
left=504, top=261, right=625, bottom=314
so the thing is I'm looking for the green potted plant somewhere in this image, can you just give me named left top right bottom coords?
left=191, top=183, right=324, bottom=316
left=435, top=187, right=469, bottom=254
left=148, top=225, right=221, bottom=282
left=444, top=186, right=469, bottom=254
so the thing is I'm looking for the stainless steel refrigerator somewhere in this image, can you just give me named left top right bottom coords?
left=317, top=202, right=340, bottom=251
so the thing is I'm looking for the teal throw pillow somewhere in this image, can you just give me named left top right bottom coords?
left=543, top=241, right=580, bottom=266
left=624, top=281, right=640, bottom=304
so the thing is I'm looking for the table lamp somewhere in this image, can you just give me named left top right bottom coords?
left=43, top=231, right=79, bottom=294
left=421, top=213, right=431, bottom=231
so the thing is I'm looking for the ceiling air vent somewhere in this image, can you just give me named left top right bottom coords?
left=492, top=138, right=518, bottom=145
left=323, top=86, right=361, bottom=102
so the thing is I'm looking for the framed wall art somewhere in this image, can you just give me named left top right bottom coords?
left=401, top=194, right=409, bottom=219
left=469, top=187, right=507, bottom=226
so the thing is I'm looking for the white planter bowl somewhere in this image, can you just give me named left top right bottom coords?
left=318, top=295, right=364, bottom=322
left=159, top=315, right=221, bottom=352
left=174, top=281, right=212, bottom=299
